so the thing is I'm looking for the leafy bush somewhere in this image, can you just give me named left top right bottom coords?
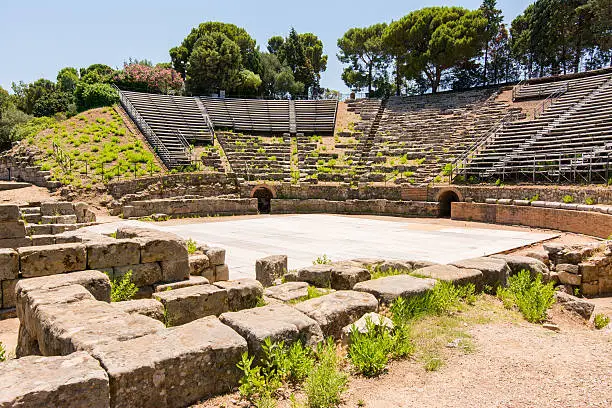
left=110, top=270, right=139, bottom=302
left=593, top=313, right=610, bottom=330
left=305, top=339, right=347, bottom=408
left=75, top=82, right=119, bottom=111
left=585, top=197, right=595, bottom=205
left=496, top=270, right=555, bottom=323
left=186, top=238, right=197, bottom=255
left=390, top=282, right=474, bottom=323
left=562, top=195, right=574, bottom=204
left=312, top=254, right=332, bottom=265
left=348, top=318, right=393, bottom=377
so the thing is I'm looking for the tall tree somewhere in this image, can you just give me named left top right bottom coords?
left=383, top=7, right=488, bottom=93
left=337, top=23, right=391, bottom=95
left=480, top=0, right=503, bottom=85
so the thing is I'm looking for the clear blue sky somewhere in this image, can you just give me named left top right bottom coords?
left=0, top=0, right=533, bottom=93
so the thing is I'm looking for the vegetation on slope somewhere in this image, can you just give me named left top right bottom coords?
left=23, top=106, right=161, bottom=187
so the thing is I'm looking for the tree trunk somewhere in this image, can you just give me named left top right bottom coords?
left=395, top=58, right=401, bottom=96
left=368, top=63, right=373, bottom=96
left=483, top=42, right=489, bottom=86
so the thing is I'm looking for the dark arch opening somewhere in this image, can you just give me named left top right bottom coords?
left=438, top=190, right=460, bottom=217
left=252, top=187, right=274, bottom=214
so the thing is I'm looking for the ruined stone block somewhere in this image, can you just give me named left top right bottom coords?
left=110, top=299, right=165, bottom=322
left=160, top=259, right=190, bottom=282
left=189, top=254, right=210, bottom=275
left=330, top=264, right=371, bottom=290
left=0, top=204, right=20, bottom=222
left=153, top=275, right=209, bottom=292
left=40, top=201, right=75, bottom=216
left=264, top=282, right=310, bottom=302
left=220, top=303, right=323, bottom=358
left=2, top=279, right=17, bottom=309
left=256, top=255, right=287, bottom=287
left=214, top=264, right=230, bottom=281
left=491, top=254, right=549, bottom=277
left=353, top=275, right=436, bottom=304
left=451, top=257, right=511, bottom=288
left=214, top=278, right=264, bottom=311
left=0, top=248, right=19, bottom=280
left=205, top=247, right=226, bottom=266
left=90, top=316, right=246, bottom=408
left=42, top=214, right=78, bottom=224
left=0, top=237, right=32, bottom=248
left=413, top=264, right=483, bottom=287
left=295, top=264, right=333, bottom=288
left=114, top=262, right=163, bottom=287
left=294, top=290, right=378, bottom=339
left=0, top=352, right=110, bottom=408
left=31, top=234, right=56, bottom=246
left=153, top=284, right=228, bottom=326
left=15, top=270, right=112, bottom=304
left=0, top=221, right=26, bottom=239
left=87, top=239, right=141, bottom=269
left=18, top=243, right=87, bottom=278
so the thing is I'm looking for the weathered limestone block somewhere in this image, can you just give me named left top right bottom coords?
left=353, top=275, right=437, bottom=304
left=42, top=214, right=77, bottom=224
left=558, top=271, right=582, bottom=286
left=0, top=352, right=110, bottom=408
left=220, top=303, right=323, bottom=358
left=33, top=299, right=164, bottom=355
left=206, top=247, right=226, bottom=266
left=0, top=237, right=32, bottom=248
left=153, top=284, right=228, bottom=326
left=87, top=239, right=141, bottom=269
left=0, top=221, right=26, bottom=239
left=524, top=249, right=550, bottom=266
left=264, top=282, right=310, bottom=302
left=114, top=263, right=163, bottom=287
left=491, top=254, right=549, bottom=277
left=18, top=243, right=87, bottom=278
left=31, top=234, right=56, bottom=246
left=116, top=226, right=188, bottom=263
left=341, top=312, right=394, bottom=345
left=110, top=299, right=165, bottom=322
left=376, top=260, right=414, bottom=273
left=214, top=278, right=264, bottom=311
left=413, top=264, right=483, bottom=287
left=451, top=257, right=511, bottom=288
left=15, top=270, right=111, bottom=304
left=294, top=290, right=378, bottom=339
left=330, top=264, right=371, bottom=290
left=153, top=275, right=209, bottom=292
left=2, top=279, right=17, bottom=309
left=294, top=264, right=333, bottom=288
left=16, top=323, right=40, bottom=357
left=556, top=263, right=580, bottom=274
left=554, top=291, right=595, bottom=320
left=0, top=204, right=20, bottom=222
left=189, top=254, right=210, bottom=275
left=160, top=259, right=190, bottom=282
left=214, top=264, right=230, bottom=281
left=0, top=248, right=19, bottom=280
left=90, top=316, right=247, bottom=408
left=74, top=202, right=96, bottom=223
left=256, top=255, right=288, bottom=287
left=40, top=201, right=75, bottom=216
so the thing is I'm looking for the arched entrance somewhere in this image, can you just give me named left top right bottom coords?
left=437, top=189, right=461, bottom=217
left=251, top=186, right=274, bottom=214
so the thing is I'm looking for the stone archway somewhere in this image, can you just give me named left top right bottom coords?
left=251, top=185, right=275, bottom=214
left=436, top=188, right=463, bottom=217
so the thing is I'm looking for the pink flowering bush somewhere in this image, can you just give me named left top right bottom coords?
left=113, top=64, right=184, bottom=94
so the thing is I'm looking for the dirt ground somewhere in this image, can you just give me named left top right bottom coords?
left=0, top=184, right=58, bottom=205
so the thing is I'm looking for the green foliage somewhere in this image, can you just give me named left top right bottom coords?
left=593, top=313, right=610, bottom=329
left=305, top=339, right=348, bottom=408
left=496, top=270, right=555, bottom=323
left=74, top=82, right=119, bottom=111
left=312, top=254, right=332, bottom=265
left=529, top=193, right=540, bottom=203
left=371, top=267, right=410, bottom=280
left=0, top=341, right=6, bottom=362
left=186, top=238, right=198, bottom=255
left=0, top=103, right=33, bottom=150
left=110, top=270, right=139, bottom=302
left=562, top=195, right=574, bottom=204
left=348, top=318, right=392, bottom=377
left=585, top=197, right=595, bottom=205
left=289, top=286, right=327, bottom=304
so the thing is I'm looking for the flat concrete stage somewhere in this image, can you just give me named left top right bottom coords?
left=91, top=215, right=556, bottom=279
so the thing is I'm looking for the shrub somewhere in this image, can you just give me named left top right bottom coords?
left=312, top=254, right=332, bottom=265
left=110, top=270, right=139, bottom=302
left=348, top=318, right=392, bottom=377
left=585, top=197, right=595, bottom=205
left=186, top=238, right=197, bottom=255
left=305, top=339, right=347, bottom=408
left=0, top=341, right=6, bottom=362
left=75, top=82, right=119, bottom=111
left=562, top=195, right=574, bottom=204
left=390, top=282, right=472, bottom=323
left=496, top=270, right=555, bottom=323
left=593, top=313, right=610, bottom=330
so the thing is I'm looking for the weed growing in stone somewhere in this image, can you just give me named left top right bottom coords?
left=593, top=313, right=610, bottom=329
left=110, top=270, right=139, bottom=302
left=496, top=270, right=555, bottom=323
left=289, top=286, right=327, bottom=304
left=305, top=339, right=348, bottom=408
left=312, top=254, right=332, bottom=265
left=562, top=194, right=574, bottom=203
left=348, top=318, right=394, bottom=377
left=186, top=238, right=197, bottom=255
left=390, top=282, right=474, bottom=323
left=0, top=341, right=6, bottom=362
left=370, top=267, right=410, bottom=280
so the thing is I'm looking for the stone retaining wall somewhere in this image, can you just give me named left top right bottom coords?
left=122, top=197, right=258, bottom=218
left=0, top=145, right=62, bottom=190
left=271, top=199, right=440, bottom=217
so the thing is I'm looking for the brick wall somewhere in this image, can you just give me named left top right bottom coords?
left=451, top=202, right=612, bottom=239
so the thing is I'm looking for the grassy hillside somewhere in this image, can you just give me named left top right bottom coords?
left=24, top=106, right=162, bottom=187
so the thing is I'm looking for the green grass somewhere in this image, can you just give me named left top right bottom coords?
left=370, top=267, right=411, bottom=280
left=496, top=270, right=555, bottom=323
left=289, top=286, right=328, bottom=304
left=593, top=313, right=610, bottom=329
left=110, top=270, right=139, bottom=302
left=305, top=339, right=348, bottom=408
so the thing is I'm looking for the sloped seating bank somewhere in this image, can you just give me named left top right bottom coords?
left=451, top=200, right=612, bottom=240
